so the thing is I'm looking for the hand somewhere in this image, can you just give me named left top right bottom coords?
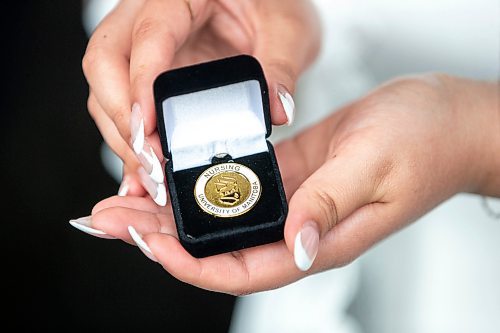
left=82, top=0, right=321, bottom=202
left=74, top=74, right=500, bottom=294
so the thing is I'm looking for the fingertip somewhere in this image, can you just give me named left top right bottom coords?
left=91, top=197, right=114, bottom=215
left=130, top=102, right=145, bottom=154
left=268, top=83, right=295, bottom=126
left=130, top=99, right=160, bottom=142
left=283, top=188, right=312, bottom=250
left=117, top=176, right=130, bottom=197
left=124, top=174, right=147, bottom=197
left=128, top=225, right=158, bottom=262
left=257, top=57, right=297, bottom=126
left=69, top=215, right=116, bottom=240
left=91, top=206, right=127, bottom=238
left=293, top=221, right=320, bottom=271
left=277, top=84, right=295, bottom=126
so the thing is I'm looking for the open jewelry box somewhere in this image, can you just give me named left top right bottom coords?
left=154, top=55, right=288, bottom=258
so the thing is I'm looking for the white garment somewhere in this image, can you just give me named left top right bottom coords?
left=234, top=0, right=500, bottom=332
left=83, top=0, right=500, bottom=331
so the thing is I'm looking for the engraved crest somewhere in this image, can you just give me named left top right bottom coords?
left=194, top=163, right=262, bottom=218
left=214, top=175, right=241, bottom=205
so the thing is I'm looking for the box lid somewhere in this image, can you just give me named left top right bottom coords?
left=154, top=55, right=272, bottom=171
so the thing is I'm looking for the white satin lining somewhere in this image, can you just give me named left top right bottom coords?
left=162, top=80, right=268, bottom=171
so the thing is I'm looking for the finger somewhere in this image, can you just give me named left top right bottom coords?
left=137, top=232, right=303, bottom=294
left=119, top=165, right=147, bottom=197
left=69, top=195, right=165, bottom=240
left=87, top=92, right=139, bottom=169
left=88, top=93, right=146, bottom=197
left=82, top=0, right=145, bottom=143
left=88, top=204, right=307, bottom=294
left=274, top=122, right=334, bottom=199
left=83, top=1, right=166, bottom=186
left=92, top=205, right=176, bottom=242
left=92, top=195, right=164, bottom=215
left=313, top=200, right=407, bottom=272
left=129, top=0, right=213, bottom=137
left=284, top=141, right=390, bottom=271
left=252, top=0, right=321, bottom=125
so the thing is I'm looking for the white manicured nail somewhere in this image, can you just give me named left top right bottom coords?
left=118, top=178, right=129, bottom=196
left=130, top=103, right=145, bottom=155
left=138, top=167, right=167, bottom=206
left=130, top=103, right=164, bottom=184
left=154, top=183, right=167, bottom=206
left=294, top=221, right=319, bottom=271
left=128, top=225, right=157, bottom=262
left=69, top=216, right=116, bottom=239
left=137, top=141, right=164, bottom=184
left=278, top=85, right=295, bottom=125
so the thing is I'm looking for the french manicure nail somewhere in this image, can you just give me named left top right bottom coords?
left=136, top=140, right=164, bottom=184
left=130, top=103, right=145, bottom=155
left=138, top=167, right=167, bottom=206
left=69, top=216, right=116, bottom=239
left=294, top=221, right=319, bottom=271
left=128, top=225, right=157, bottom=262
left=278, top=85, right=295, bottom=126
left=118, top=177, right=129, bottom=196
left=130, top=103, right=164, bottom=184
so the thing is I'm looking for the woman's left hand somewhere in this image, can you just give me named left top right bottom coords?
left=77, top=74, right=500, bottom=294
left=82, top=0, right=321, bottom=201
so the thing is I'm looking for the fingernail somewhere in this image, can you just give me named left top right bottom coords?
left=118, top=177, right=129, bottom=196
left=128, top=225, right=157, bottom=262
left=136, top=140, right=164, bottom=184
left=138, top=167, right=167, bottom=206
left=69, top=216, right=116, bottom=239
left=294, top=221, right=319, bottom=271
left=130, top=103, right=145, bottom=155
left=277, top=85, right=295, bottom=126
left=130, top=103, right=164, bottom=184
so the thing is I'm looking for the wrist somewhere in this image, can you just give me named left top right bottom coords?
left=477, top=81, right=500, bottom=196
left=451, top=76, right=500, bottom=196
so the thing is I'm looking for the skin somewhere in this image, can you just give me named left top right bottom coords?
left=89, top=74, right=500, bottom=294
left=82, top=0, right=321, bottom=192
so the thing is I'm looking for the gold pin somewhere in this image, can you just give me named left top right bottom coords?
left=194, top=163, right=262, bottom=217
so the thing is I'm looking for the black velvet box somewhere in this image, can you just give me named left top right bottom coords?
left=154, top=55, right=288, bottom=258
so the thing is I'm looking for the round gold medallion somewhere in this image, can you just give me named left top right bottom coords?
left=194, top=163, right=261, bottom=217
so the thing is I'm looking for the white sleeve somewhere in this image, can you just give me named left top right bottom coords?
left=81, top=0, right=120, bottom=36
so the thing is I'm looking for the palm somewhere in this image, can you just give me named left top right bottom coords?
left=91, top=125, right=330, bottom=293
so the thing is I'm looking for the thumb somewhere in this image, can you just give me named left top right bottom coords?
left=252, top=0, right=320, bottom=125
left=285, top=149, right=381, bottom=271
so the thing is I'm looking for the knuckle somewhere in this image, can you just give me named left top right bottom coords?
left=227, top=252, right=252, bottom=296
left=373, top=156, right=396, bottom=195
left=299, top=184, right=339, bottom=230
left=111, top=108, right=128, bottom=130
left=86, top=97, right=98, bottom=118
left=81, top=51, right=95, bottom=76
left=315, top=189, right=339, bottom=230
left=228, top=285, right=252, bottom=297
left=81, top=42, right=104, bottom=76
left=133, top=17, right=159, bottom=41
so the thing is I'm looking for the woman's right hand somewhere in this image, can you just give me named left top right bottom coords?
left=82, top=0, right=321, bottom=204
